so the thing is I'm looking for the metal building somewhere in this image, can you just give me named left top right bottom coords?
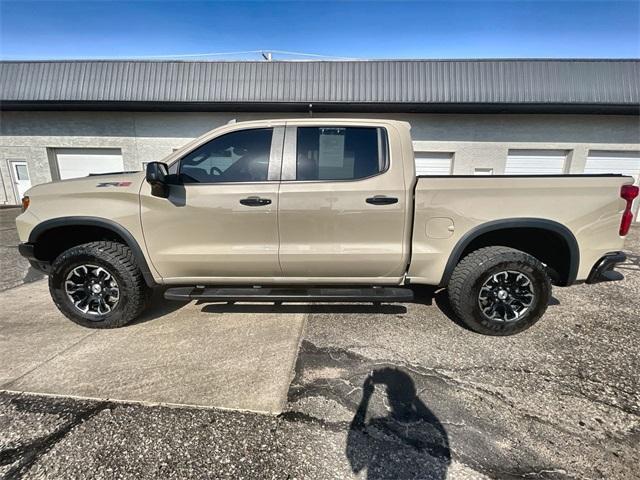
left=1, top=59, right=639, bottom=217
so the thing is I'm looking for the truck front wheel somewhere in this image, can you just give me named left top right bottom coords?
left=448, top=246, right=551, bottom=336
left=49, top=241, right=149, bottom=328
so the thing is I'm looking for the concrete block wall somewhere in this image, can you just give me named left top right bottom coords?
left=0, top=110, right=639, bottom=204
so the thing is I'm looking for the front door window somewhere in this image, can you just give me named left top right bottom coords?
left=179, top=128, right=273, bottom=184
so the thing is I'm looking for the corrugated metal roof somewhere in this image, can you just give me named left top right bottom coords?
left=1, top=59, right=638, bottom=107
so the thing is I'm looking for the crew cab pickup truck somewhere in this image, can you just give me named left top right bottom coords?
left=16, top=119, right=638, bottom=335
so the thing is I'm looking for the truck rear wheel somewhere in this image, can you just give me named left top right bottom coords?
left=49, top=241, right=149, bottom=328
left=448, top=246, right=551, bottom=336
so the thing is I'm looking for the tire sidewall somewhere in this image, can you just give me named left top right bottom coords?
left=461, top=257, right=551, bottom=335
left=50, top=248, right=134, bottom=328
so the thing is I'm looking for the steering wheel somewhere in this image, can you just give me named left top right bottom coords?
left=210, top=166, right=223, bottom=176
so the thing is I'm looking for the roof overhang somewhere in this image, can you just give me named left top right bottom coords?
left=2, top=59, right=638, bottom=114
left=1, top=100, right=638, bottom=115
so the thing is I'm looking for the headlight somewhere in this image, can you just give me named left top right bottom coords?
left=21, top=196, right=30, bottom=212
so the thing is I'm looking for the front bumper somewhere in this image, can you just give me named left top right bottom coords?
left=18, top=242, right=36, bottom=260
left=586, top=251, right=627, bottom=284
left=17, top=242, right=51, bottom=274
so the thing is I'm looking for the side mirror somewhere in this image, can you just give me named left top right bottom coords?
left=146, top=162, right=170, bottom=198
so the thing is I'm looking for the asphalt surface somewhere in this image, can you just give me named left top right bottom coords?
left=1, top=205, right=638, bottom=479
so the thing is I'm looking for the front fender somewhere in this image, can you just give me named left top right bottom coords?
left=25, top=216, right=159, bottom=287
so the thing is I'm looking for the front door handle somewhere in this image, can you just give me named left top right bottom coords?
left=366, top=195, right=398, bottom=205
left=240, top=196, right=272, bottom=207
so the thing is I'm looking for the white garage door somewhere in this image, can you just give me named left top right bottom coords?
left=414, top=152, right=453, bottom=175
left=585, top=150, right=640, bottom=221
left=505, top=150, right=568, bottom=175
left=55, top=148, right=124, bottom=180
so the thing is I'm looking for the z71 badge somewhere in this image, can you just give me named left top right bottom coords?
left=96, top=181, right=132, bottom=187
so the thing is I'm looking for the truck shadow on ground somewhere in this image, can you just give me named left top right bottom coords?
left=193, top=286, right=560, bottom=328
left=23, top=266, right=45, bottom=284
left=617, top=252, right=640, bottom=271
left=128, top=289, right=190, bottom=326
left=145, top=286, right=561, bottom=328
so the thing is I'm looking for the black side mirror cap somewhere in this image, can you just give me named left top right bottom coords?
left=146, top=162, right=170, bottom=198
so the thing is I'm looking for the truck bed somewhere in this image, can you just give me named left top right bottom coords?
left=408, top=174, right=634, bottom=285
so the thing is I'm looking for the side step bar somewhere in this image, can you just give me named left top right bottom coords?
left=164, top=286, right=414, bottom=303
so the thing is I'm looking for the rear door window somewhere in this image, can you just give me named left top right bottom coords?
left=296, top=127, right=388, bottom=181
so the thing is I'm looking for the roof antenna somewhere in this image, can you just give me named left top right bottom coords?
left=261, top=51, right=272, bottom=61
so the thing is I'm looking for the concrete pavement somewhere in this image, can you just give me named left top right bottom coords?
left=0, top=283, right=306, bottom=413
left=0, top=208, right=44, bottom=292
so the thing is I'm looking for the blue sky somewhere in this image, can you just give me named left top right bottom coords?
left=1, top=0, right=638, bottom=60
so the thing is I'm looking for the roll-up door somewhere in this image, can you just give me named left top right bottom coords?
left=505, top=150, right=568, bottom=175
left=585, top=150, right=640, bottom=221
left=414, top=152, right=453, bottom=175
left=55, top=148, right=124, bottom=180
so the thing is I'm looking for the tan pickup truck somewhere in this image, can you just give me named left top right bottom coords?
left=16, top=119, right=638, bottom=335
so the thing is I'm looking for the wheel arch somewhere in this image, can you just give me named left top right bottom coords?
left=439, top=218, right=579, bottom=287
left=28, top=217, right=157, bottom=287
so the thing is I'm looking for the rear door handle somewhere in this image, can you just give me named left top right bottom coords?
left=366, top=195, right=398, bottom=205
left=240, top=196, right=272, bottom=207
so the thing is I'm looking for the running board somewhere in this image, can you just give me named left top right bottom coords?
left=164, top=286, right=414, bottom=303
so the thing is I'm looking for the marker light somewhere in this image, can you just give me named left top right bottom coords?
left=21, top=196, right=30, bottom=212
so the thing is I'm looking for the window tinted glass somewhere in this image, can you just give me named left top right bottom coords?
left=296, top=127, right=387, bottom=181
left=15, top=164, right=29, bottom=180
left=179, top=128, right=273, bottom=183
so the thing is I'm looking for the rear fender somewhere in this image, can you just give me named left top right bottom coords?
left=439, top=218, right=580, bottom=287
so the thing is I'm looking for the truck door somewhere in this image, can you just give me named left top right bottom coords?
left=141, top=126, right=283, bottom=282
left=278, top=123, right=409, bottom=281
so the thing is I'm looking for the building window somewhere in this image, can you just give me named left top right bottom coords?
left=474, top=168, right=494, bottom=175
left=414, top=152, right=454, bottom=176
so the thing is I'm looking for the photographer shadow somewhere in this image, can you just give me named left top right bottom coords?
left=346, top=367, right=450, bottom=479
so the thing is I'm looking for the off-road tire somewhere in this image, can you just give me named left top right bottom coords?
left=448, top=246, right=551, bottom=336
left=49, top=241, right=149, bottom=328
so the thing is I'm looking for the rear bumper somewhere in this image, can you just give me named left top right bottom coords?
left=586, top=251, right=627, bottom=284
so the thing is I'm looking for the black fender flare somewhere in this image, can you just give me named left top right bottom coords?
left=439, top=218, right=580, bottom=287
left=28, top=216, right=157, bottom=287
